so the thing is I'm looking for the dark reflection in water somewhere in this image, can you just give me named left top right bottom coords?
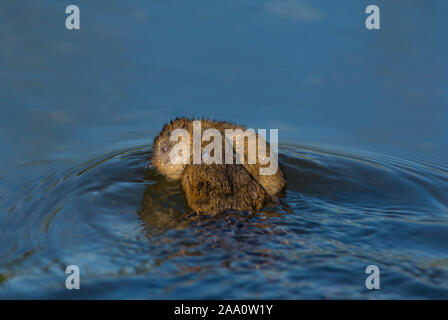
left=0, top=144, right=447, bottom=299
left=138, top=170, right=188, bottom=232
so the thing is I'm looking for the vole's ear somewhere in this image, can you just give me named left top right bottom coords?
left=180, top=164, right=266, bottom=215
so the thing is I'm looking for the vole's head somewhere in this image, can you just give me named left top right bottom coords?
left=151, top=118, right=192, bottom=180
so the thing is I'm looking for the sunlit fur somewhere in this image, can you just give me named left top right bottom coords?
left=152, top=118, right=192, bottom=180
left=151, top=117, right=286, bottom=214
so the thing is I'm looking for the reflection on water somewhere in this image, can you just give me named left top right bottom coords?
left=0, top=144, right=447, bottom=299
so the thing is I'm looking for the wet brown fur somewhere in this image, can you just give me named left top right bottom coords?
left=151, top=117, right=286, bottom=214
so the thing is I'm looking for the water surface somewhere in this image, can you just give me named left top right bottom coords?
left=0, top=0, right=447, bottom=299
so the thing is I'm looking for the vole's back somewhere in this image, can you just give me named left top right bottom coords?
left=180, top=163, right=266, bottom=214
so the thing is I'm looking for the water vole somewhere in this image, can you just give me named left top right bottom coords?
left=151, top=118, right=286, bottom=214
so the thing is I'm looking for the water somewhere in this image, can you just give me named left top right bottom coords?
left=0, top=0, right=447, bottom=299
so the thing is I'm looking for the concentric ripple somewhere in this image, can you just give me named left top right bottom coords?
left=0, top=144, right=447, bottom=299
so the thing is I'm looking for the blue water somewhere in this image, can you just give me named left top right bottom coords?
left=0, top=0, right=447, bottom=299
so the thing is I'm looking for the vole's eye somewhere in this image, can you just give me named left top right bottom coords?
left=158, top=141, right=170, bottom=154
